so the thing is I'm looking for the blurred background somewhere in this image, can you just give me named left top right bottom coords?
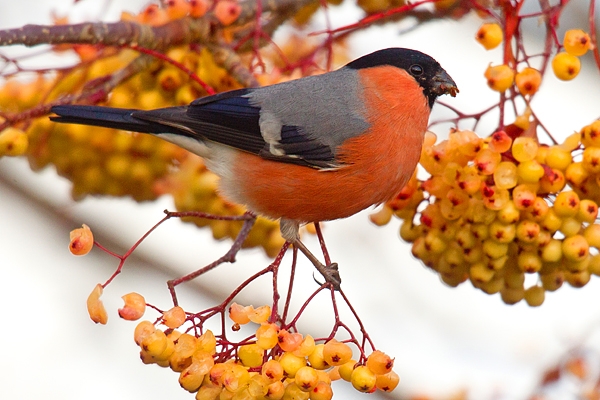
left=2, top=1, right=600, bottom=399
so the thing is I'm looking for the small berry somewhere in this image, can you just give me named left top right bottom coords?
left=118, top=292, right=146, bottom=321
left=366, top=350, right=394, bottom=375
left=310, top=381, right=333, bottom=400
left=248, top=305, right=271, bottom=324
left=485, top=64, right=515, bottom=92
left=238, top=343, right=264, bottom=368
left=87, top=283, right=108, bottom=325
left=0, top=127, right=28, bottom=156
left=307, top=344, right=329, bottom=370
left=229, top=302, right=252, bottom=325
left=256, top=323, right=279, bottom=350
left=162, top=306, right=186, bottom=329
left=564, top=29, right=591, bottom=56
left=295, top=366, right=319, bottom=392
left=489, top=130, right=512, bottom=153
left=214, top=0, right=242, bottom=26
left=69, top=224, right=94, bottom=255
left=279, top=351, right=307, bottom=377
left=476, top=23, right=503, bottom=50
left=134, top=320, right=156, bottom=345
left=323, top=339, right=353, bottom=366
left=262, top=359, right=284, bottom=382
left=165, top=0, right=191, bottom=20
left=278, top=329, right=303, bottom=352
left=376, top=370, right=400, bottom=392
left=189, top=0, right=209, bottom=18
left=515, top=67, right=542, bottom=96
left=524, top=286, right=545, bottom=307
left=552, top=52, right=581, bottom=81
left=351, top=365, right=377, bottom=393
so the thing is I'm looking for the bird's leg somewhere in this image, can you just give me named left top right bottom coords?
left=280, top=219, right=341, bottom=290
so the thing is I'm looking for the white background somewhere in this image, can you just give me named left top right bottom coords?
left=2, top=1, right=600, bottom=399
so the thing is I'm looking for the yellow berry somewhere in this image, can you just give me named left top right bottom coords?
left=338, top=359, right=357, bottom=382
left=564, top=29, right=591, bottom=56
left=179, top=360, right=206, bottom=392
left=554, top=191, right=580, bottom=217
left=256, top=323, right=279, bottom=350
left=351, top=365, right=377, bottom=393
left=295, top=366, right=319, bottom=392
left=485, top=64, right=514, bottom=92
left=552, top=52, right=581, bottom=81
left=517, top=251, right=542, bottom=273
left=524, top=285, right=545, bottom=307
left=279, top=352, right=306, bottom=378
left=238, top=344, right=264, bottom=368
left=195, top=385, right=222, bottom=400
left=512, top=137, right=538, bottom=162
left=578, top=199, right=598, bottom=223
left=248, top=305, right=271, bottom=324
left=197, top=330, right=217, bottom=354
left=476, top=23, right=503, bottom=50
left=222, top=363, right=251, bottom=392
left=141, top=329, right=168, bottom=358
left=265, top=381, right=285, bottom=400
left=134, top=320, right=156, bottom=345
left=307, top=344, right=328, bottom=370
left=283, top=383, right=310, bottom=400
left=0, top=127, right=28, bottom=156
left=581, top=121, right=600, bottom=148
left=293, top=335, right=316, bottom=358
left=517, top=160, right=545, bottom=183
left=541, top=239, right=563, bottom=262
left=562, top=235, right=589, bottom=262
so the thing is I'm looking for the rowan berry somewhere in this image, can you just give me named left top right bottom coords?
left=552, top=52, right=581, bottom=80
left=476, top=23, right=503, bottom=50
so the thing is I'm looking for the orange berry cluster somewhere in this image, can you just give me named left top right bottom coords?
left=129, top=302, right=399, bottom=399
left=477, top=26, right=591, bottom=93
left=120, top=0, right=240, bottom=27
left=372, top=123, right=600, bottom=306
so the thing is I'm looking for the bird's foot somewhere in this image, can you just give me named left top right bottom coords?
left=292, top=238, right=342, bottom=290
left=314, top=262, right=341, bottom=290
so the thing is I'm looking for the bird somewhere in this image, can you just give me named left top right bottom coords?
left=51, top=47, right=458, bottom=289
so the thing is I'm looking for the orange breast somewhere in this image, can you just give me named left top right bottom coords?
left=231, top=66, right=430, bottom=222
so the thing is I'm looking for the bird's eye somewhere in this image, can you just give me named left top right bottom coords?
left=409, top=64, right=424, bottom=76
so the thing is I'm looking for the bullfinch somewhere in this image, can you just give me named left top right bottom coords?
left=51, top=47, right=458, bottom=288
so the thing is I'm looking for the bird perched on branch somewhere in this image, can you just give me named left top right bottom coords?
left=51, top=47, right=458, bottom=288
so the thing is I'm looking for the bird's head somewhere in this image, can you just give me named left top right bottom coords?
left=346, top=48, right=458, bottom=108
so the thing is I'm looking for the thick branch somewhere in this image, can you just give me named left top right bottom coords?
left=0, top=19, right=210, bottom=49
left=0, top=0, right=316, bottom=50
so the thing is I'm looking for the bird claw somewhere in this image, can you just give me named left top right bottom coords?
left=314, top=262, right=341, bottom=290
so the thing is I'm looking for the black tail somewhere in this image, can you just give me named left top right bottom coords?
left=50, top=105, right=176, bottom=134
